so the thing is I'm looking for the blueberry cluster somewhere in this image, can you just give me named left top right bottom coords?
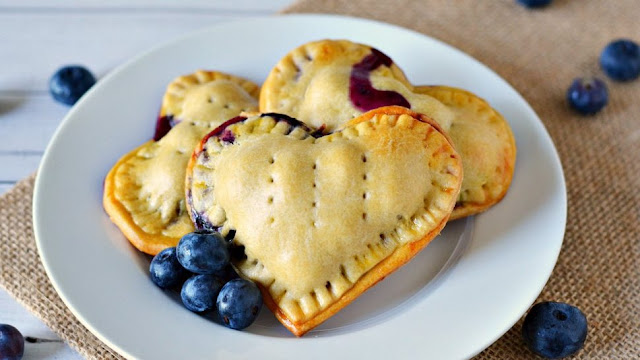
left=515, top=1, right=640, bottom=116
left=567, top=39, right=639, bottom=115
left=150, top=231, right=262, bottom=331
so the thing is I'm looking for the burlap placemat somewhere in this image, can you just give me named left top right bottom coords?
left=0, top=1, right=638, bottom=359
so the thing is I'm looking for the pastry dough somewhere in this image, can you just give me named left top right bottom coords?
left=185, top=106, right=462, bottom=335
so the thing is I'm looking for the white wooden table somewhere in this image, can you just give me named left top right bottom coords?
left=0, top=1, right=294, bottom=358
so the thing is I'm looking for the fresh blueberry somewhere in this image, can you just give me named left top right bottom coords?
left=49, top=65, right=96, bottom=105
left=149, top=247, right=190, bottom=289
left=600, top=39, right=640, bottom=81
left=217, top=278, right=263, bottom=330
left=176, top=231, right=229, bottom=274
left=180, top=274, right=225, bottom=313
left=522, top=302, right=587, bottom=359
left=516, top=0, right=553, bottom=8
left=214, top=265, right=240, bottom=283
left=0, top=324, right=24, bottom=360
left=567, top=77, right=608, bottom=115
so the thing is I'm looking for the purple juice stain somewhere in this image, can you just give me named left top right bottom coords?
left=220, top=129, right=235, bottom=144
left=349, top=48, right=410, bottom=112
left=153, top=114, right=176, bottom=141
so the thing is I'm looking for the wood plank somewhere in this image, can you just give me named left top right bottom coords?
left=0, top=0, right=293, bottom=12
left=0, top=183, right=13, bottom=195
left=0, top=291, right=82, bottom=359
left=0, top=153, right=41, bottom=182
left=0, top=12, right=277, bottom=92
left=0, top=94, right=68, bottom=152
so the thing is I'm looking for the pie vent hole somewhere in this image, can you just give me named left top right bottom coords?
left=269, top=176, right=274, bottom=183
left=325, top=281, right=332, bottom=292
left=268, top=196, right=274, bottom=204
left=397, top=215, right=404, bottom=220
left=363, top=174, right=368, bottom=181
left=362, top=154, right=367, bottom=163
left=362, top=213, right=367, bottom=220
left=312, top=163, right=317, bottom=170
left=340, top=265, right=347, bottom=278
left=269, top=157, right=275, bottom=164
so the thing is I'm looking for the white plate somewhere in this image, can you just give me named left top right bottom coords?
left=33, top=14, right=566, bottom=360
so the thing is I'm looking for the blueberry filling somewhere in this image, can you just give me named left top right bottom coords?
left=349, top=48, right=410, bottom=112
left=153, top=114, right=176, bottom=141
left=220, top=129, right=235, bottom=144
left=192, top=211, right=216, bottom=232
left=260, top=113, right=313, bottom=132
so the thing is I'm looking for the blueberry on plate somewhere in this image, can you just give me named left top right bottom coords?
left=522, top=301, right=587, bottom=359
left=49, top=65, right=96, bottom=105
left=217, top=278, right=263, bottom=330
left=149, top=247, right=190, bottom=289
left=0, top=324, right=24, bottom=360
left=176, top=231, right=230, bottom=274
left=516, top=0, right=553, bottom=8
left=600, top=39, right=640, bottom=81
left=181, top=274, right=225, bottom=313
left=566, top=77, right=608, bottom=115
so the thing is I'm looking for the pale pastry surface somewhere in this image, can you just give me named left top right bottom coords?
left=186, top=106, right=462, bottom=335
left=160, top=70, right=260, bottom=124
left=259, top=39, right=454, bottom=132
left=103, top=71, right=259, bottom=255
left=414, top=86, right=516, bottom=219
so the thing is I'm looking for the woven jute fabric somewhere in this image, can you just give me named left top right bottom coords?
left=282, top=0, right=640, bottom=358
left=0, top=1, right=638, bottom=359
left=0, top=174, right=124, bottom=359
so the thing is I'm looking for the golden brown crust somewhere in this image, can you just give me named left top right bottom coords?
left=185, top=106, right=462, bottom=336
left=414, top=86, right=516, bottom=219
left=103, top=142, right=189, bottom=254
left=103, top=71, right=259, bottom=255
left=259, top=39, right=454, bottom=132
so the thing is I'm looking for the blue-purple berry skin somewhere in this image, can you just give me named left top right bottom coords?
left=176, top=231, right=230, bottom=274
left=517, top=0, right=553, bottom=8
left=181, top=274, right=224, bottom=313
left=217, top=279, right=263, bottom=330
left=600, top=39, right=640, bottom=81
left=522, top=302, right=587, bottom=359
left=567, top=77, right=608, bottom=115
left=49, top=65, right=96, bottom=105
left=149, top=247, right=189, bottom=289
left=0, top=324, right=24, bottom=360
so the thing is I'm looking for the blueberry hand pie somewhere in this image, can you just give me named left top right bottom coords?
left=185, top=106, right=463, bottom=335
left=260, top=39, right=516, bottom=219
left=103, top=71, right=259, bottom=255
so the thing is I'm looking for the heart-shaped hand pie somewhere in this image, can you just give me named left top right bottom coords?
left=260, top=39, right=516, bottom=219
left=103, top=71, right=259, bottom=255
left=185, top=106, right=463, bottom=336
left=415, top=86, right=516, bottom=219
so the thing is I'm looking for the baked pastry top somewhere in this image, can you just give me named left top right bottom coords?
left=260, top=39, right=516, bottom=219
left=259, top=39, right=454, bottom=132
left=103, top=71, right=259, bottom=255
left=415, top=86, right=516, bottom=219
left=185, top=106, right=463, bottom=336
